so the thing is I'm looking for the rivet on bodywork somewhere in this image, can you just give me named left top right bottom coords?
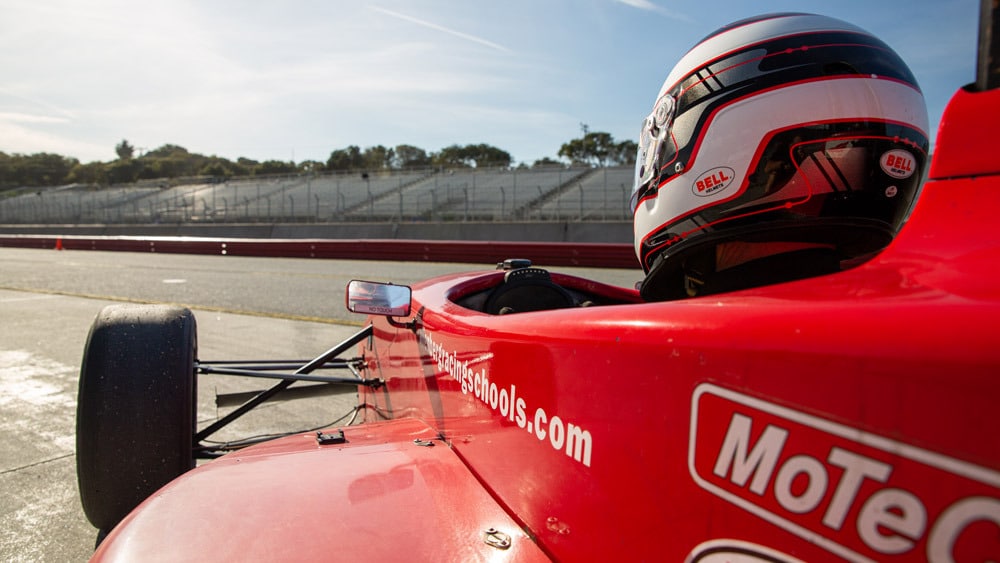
left=546, top=516, right=571, bottom=535
left=483, top=527, right=511, bottom=550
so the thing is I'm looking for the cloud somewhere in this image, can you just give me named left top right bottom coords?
left=0, top=120, right=108, bottom=161
left=370, top=6, right=513, bottom=53
left=614, top=0, right=693, bottom=22
left=0, top=86, right=77, bottom=120
left=0, top=112, right=70, bottom=125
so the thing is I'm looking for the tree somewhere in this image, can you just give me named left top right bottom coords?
left=138, top=145, right=200, bottom=179
left=392, top=144, right=430, bottom=169
left=432, top=145, right=470, bottom=168
left=115, top=139, right=135, bottom=161
left=66, top=161, right=107, bottom=185
left=559, top=132, right=614, bottom=166
left=559, top=137, right=588, bottom=166
left=325, top=145, right=397, bottom=172
left=558, top=131, right=635, bottom=166
left=142, top=144, right=189, bottom=160
left=9, top=153, right=80, bottom=186
left=466, top=144, right=511, bottom=168
left=200, top=156, right=240, bottom=178
left=0, top=131, right=632, bottom=189
left=106, top=158, right=141, bottom=184
left=297, top=160, right=324, bottom=174
left=362, top=145, right=394, bottom=170
left=236, top=158, right=259, bottom=175
left=431, top=143, right=511, bottom=169
left=532, top=157, right=563, bottom=168
left=253, top=160, right=296, bottom=176
left=326, top=146, right=363, bottom=171
left=613, top=140, right=638, bottom=166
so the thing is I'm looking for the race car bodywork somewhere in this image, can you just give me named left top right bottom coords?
left=91, top=417, right=549, bottom=561
left=85, top=9, right=1000, bottom=563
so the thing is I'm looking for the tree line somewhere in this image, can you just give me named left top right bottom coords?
left=0, top=131, right=637, bottom=189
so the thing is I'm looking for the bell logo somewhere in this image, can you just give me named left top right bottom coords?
left=880, top=149, right=917, bottom=179
left=693, top=167, right=735, bottom=196
left=689, top=384, right=1000, bottom=562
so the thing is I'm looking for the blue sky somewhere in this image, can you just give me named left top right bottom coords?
left=0, top=0, right=978, bottom=166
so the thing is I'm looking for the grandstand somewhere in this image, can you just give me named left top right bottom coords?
left=0, top=166, right=635, bottom=225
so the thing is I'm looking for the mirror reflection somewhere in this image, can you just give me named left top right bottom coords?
left=346, top=280, right=412, bottom=317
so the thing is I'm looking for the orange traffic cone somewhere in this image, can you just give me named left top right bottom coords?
left=55, top=237, right=63, bottom=251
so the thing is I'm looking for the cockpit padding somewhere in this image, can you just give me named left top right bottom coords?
left=484, top=267, right=576, bottom=315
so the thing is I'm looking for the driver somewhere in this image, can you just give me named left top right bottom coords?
left=630, top=13, right=929, bottom=301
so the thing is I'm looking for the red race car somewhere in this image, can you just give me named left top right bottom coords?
left=77, top=7, right=1000, bottom=562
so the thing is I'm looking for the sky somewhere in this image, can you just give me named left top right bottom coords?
left=0, top=0, right=979, bottom=167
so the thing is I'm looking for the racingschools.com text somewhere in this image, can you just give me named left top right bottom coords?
left=420, top=330, right=593, bottom=468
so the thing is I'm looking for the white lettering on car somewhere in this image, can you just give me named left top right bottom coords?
left=690, top=383, right=1000, bottom=562
left=420, top=330, right=593, bottom=468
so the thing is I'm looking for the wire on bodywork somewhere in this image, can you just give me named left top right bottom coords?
left=195, top=404, right=365, bottom=455
left=194, top=400, right=397, bottom=455
left=358, top=402, right=394, bottom=421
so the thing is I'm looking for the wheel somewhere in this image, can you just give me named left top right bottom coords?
left=76, top=304, right=197, bottom=535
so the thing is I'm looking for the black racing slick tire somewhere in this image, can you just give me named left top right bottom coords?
left=76, top=304, right=197, bottom=535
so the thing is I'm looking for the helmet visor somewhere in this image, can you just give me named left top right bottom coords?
left=631, top=94, right=676, bottom=213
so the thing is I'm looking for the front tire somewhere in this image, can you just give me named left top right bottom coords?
left=76, top=304, right=197, bottom=535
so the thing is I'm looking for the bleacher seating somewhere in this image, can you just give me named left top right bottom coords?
left=0, top=166, right=635, bottom=224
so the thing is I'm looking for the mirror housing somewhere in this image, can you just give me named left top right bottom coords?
left=346, top=280, right=412, bottom=317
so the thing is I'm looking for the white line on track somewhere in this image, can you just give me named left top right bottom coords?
left=0, top=294, right=58, bottom=303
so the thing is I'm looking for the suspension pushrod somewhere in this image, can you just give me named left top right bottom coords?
left=198, top=359, right=352, bottom=369
left=195, top=325, right=373, bottom=442
left=198, top=365, right=375, bottom=385
left=198, top=362, right=356, bottom=374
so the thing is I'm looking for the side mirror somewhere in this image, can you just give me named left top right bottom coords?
left=345, top=280, right=412, bottom=317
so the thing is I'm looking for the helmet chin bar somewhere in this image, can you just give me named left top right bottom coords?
left=681, top=246, right=843, bottom=298
left=638, top=217, right=894, bottom=301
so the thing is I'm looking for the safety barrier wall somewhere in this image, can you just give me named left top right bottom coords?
left=0, top=235, right=638, bottom=269
left=0, top=220, right=633, bottom=243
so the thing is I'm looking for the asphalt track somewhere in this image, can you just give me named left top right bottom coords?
left=0, top=246, right=640, bottom=561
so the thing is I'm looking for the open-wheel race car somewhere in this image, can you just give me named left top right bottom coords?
left=77, top=7, right=1000, bottom=562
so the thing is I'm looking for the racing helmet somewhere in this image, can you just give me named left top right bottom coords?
left=632, top=13, right=929, bottom=301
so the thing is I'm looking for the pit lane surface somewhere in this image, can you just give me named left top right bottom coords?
left=0, top=247, right=639, bottom=561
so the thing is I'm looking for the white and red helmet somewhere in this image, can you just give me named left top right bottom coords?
left=632, top=13, right=929, bottom=300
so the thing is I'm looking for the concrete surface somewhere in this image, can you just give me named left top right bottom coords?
left=0, top=288, right=370, bottom=561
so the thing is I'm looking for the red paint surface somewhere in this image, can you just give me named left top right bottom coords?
left=94, top=419, right=550, bottom=562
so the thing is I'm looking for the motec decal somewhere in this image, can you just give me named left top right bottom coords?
left=880, top=149, right=917, bottom=179
left=687, top=539, right=804, bottom=562
left=689, top=384, right=1000, bottom=562
left=693, top=167, right=735, bottom=196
